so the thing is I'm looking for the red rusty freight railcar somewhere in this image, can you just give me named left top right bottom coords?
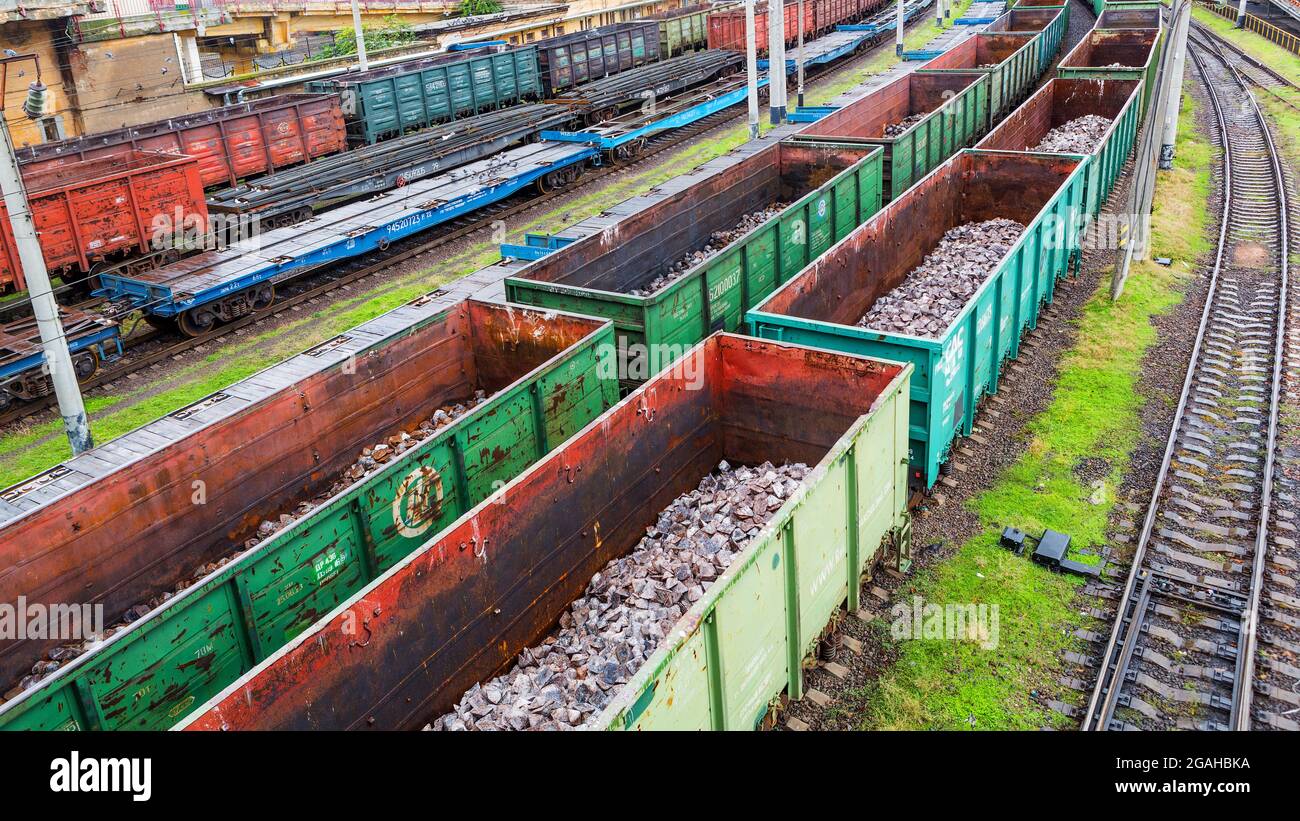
left=707, top=1, right=818, bottom=54
left=0, top=151, right=208, bottom=293
left=15, top=94, right=346, bottom=190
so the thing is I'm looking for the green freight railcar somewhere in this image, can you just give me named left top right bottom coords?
left=307, top=46, right=542, bottom=145
left=0, top=299, right=618, bottom=731
left=990, top=5, right=1068, bottom=76
left=793, top=71, right=991, bottom=202
left=746, top=150, right=1087, bottom=491
left=181, top=334, right=914, bottom=731
left=505, top=139, right=884, bottom=382
left=649, top=4, right=713, bottom=56
left=916, top=31, right=1042, bottom=123
left=1056, top=26, right=1163, bottom=117
left=1091, top=0, right=1162, bottom=20
left=976, top=77, right=1142, bottom=228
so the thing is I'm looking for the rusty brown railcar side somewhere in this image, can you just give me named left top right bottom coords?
left=183, top=335, right=905, bottom=731
left=976, top=77, right=1139, bottom=151
left=0, top=302, right=602, bottom=688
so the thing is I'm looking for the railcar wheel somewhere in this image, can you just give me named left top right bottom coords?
left=251, top=285, right=275, bottom=312
left=72, top=351, right=98, bottom=383
left=178, top=307, right=217, bottom=338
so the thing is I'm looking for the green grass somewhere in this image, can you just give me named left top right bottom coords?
left=859, top=85, right=1214, bottom=730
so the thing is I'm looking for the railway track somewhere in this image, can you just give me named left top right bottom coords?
left=1080, top=25, right=1294, bottom=731
left=0, top=14, right=921, bottom=432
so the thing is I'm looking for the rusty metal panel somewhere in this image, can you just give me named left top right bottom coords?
left=180, top=334, right=911, bottom=731
left=0, top=299, right=615, bottom=728
left=16, top=94, right=347, bottom=189
left=976, top=77, right=1142, bottom=218
left=747, top=150, right=1086, bottom=490
left=1056, top=27, right=1162, bottom=116
left=0, top=150, right=207, bottom=280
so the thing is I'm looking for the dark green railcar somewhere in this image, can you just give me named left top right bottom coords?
left=307, top=46, right=542, bottom=145
left=506, top=139, right=884, bottom=382
left=1056, top=26, right=1163, bottom=117
left=916, top=31, right=1042, bottom=123
left=794, top=71, right=992, bottom=202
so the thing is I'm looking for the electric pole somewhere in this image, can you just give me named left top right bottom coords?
left=746, top=0, right=760, bottom=139
left=797, top=0, right=805, bottom=108
left=896, top=0, right=905, bottom=57
left=1159, top=0, right=1192, bottom=168
left=1235, top=0, right=1247, bottom=28
left=768, top=0, right=786, bottom=124
left=350, top=0, right=369, bottom=71
left=0, top=56, right=92, bottom=454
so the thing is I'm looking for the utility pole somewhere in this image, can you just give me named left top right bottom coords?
left=350, top=0, right=369, bottom=71
left=1235, top=0, right=1247, bottom=28
left=936, top=0, right=943, bottom=26
left=1159, top=0, right=1191, bottom=168
left=0, top=56, right=92, bottom=454
left=746, top=0, right=760, bottom=139
left=895, top=0, right=905, bottom=57
left=768, top=0, right=786, bottom=124
left=797, top=0, right=805, bottom=108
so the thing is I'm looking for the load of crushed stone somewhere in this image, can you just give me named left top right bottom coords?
left=1033, top=115, right=1112, bottom=154
left=629, top=204, right=786, bottom=296
left=427, top=459, right=810, bottom=731
left=857, top=218, right=1026, bottom=339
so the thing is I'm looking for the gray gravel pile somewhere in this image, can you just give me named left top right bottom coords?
left=0, top=390, right=487, bottom=704
left=1033, top=115, right=1112, bottom=154
left=630, top=204, right=786, bottom=295
left=427, top=459, right=810, bottom=731
left=857, top=218, right=1025, bottom=338
left=883, top=113, right=926, bottom=137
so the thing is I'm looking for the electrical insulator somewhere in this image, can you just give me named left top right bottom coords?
left=23, top=80, right=47, bottom=120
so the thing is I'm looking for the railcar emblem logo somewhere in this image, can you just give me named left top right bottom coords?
left=393, top=464, right=446, bottom=539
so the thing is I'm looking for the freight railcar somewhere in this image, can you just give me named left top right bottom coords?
left=0, top=151, right=208, bottom=294
left=985, top=6, right=1069, bottom=76
left=535, top=22, right=661, bottom=96
left=505, top=139, right=883, bottom=384
left=792, top=71, right=991, bottom=203
left=307, top=45, right=544, bottom=145
left=916, top=32, right=1042, bottom=122
left=648, top=4, right=714, bottom=55
left=0, top=308, right=121, bottom=412
left=15, top=95, right=347, bottom=191
left=180, top=334, right=913, bottom=731
left=1056, top=26, right=1162, bottom=116
left=976, top=77, right=1142, bottom=222
left=747, top=150, right=1087, bottom=490
left=0, top=298, right=617, bottom=730
left=707, top=1, right=819, bottom=54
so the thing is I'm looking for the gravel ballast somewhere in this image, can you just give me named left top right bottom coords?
left=857, top=218, right=1026, bottom=338
left=630, top=204, right=786, bottom=296
left=429, top=459, right=810, bottom=730
left=1034, top=115, right=1112, bottom=155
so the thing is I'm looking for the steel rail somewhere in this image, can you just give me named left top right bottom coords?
left=1081, top=16, right=1289, bottom=731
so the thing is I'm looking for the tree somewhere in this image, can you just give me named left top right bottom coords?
left=458, top=0, right=503, bottom=16
left=309, top=15, right=419, bottom=62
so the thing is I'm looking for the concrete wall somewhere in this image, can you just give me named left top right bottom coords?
left=1, top=20, right=74, bottom=148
